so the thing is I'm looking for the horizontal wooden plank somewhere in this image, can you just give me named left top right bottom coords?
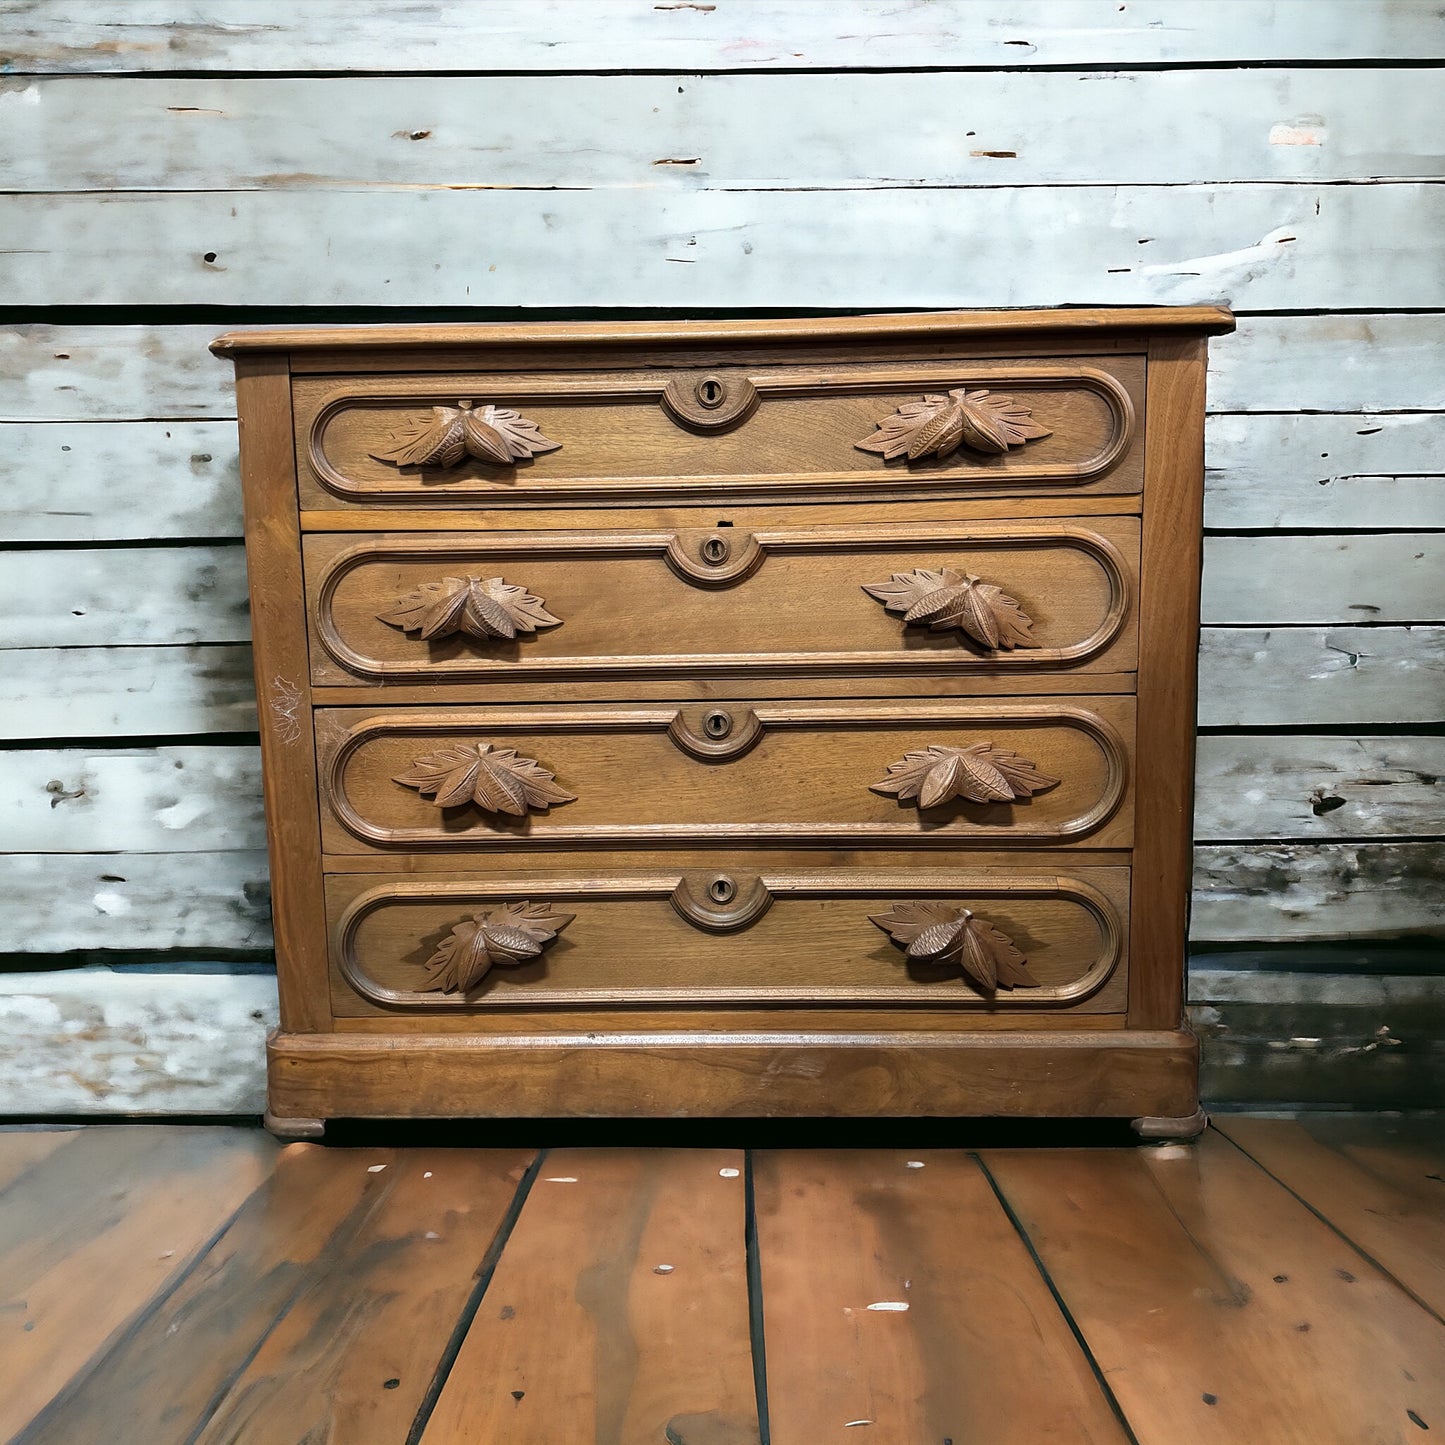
left=1, top=646, right=257, bottom=739
left=1191, top=969, right=1445, bottom=1006
left=2, top=411, right=1440, bottom=548
left=1208, top=314, right=1445, bottom=412
left=6, top=69, right=1441, bottom=193
left=2, top=184, right=1439, bottom=309
left=11, top=533, right=1439, bottom=653
left=0, top=968, right=275, bottom=1114
left=5, top=746, right=265, bottom=853
left=0, top=421, right=242, bottom=541
left=7, top=0, right=1439, bottom=72
left=1201, top=534, right=1445, bottom=624
left=0, top=851, right=271, bottom=953
left=3, top=315, right=1439, bottom=423
left=1192, top=842, right=1445, bottom=941
left=1196, top=735, right=1445, bottom=841
left=1204, top=412, right=1445, bottom=530
left=1197, top=626, right=1445, bottom=726
left=2, top=545, right=249, bottom=648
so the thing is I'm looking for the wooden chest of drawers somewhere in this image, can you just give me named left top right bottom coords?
left=213, top=308, right=1233, bottom=1137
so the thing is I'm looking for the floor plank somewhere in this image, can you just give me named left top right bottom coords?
left=418, top=1148, right=759, bottom=1445
left=15, top=1140, right=398, bottom=1445
left=753, top=1149, right=1128, bottom=1445
left=0, top=1126, right=273, bottom=1440
left=1215, top=1115, right=1445, bottom=1320
left=0, top=1128, right=80, bottom=1195
left=194, top=1147, right=533, bottom=1445
left=984, top=1131, right=1445, bottom=1445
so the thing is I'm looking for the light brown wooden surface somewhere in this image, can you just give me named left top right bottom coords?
left=753, top=1149, right=1128, bottom=1443
left=984, top=1129, right=1445, bottom=1445
left=0, top=1127, right=274, bottom=1441
left=5, top=1115, right=1442, bottom=1444
left=419, top=1148, right=759, bottom=1444
left=1215, top=1114, right=1445, bottom=1320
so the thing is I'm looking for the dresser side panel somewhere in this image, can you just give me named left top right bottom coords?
left=1130, top=337, right=1208, bottom=1031
left=236, top=355, right=332, bottom=1034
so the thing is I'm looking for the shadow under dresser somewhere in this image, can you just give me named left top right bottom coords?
left=211, top=307, right=1234, bottom=1137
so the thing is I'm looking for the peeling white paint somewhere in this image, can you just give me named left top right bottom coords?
left=866, top=1301, right=910, bottom=1311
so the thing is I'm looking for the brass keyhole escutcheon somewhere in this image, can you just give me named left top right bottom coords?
left=708, top=875, right=738, bottom=905
left=703, top=708, right=733, bottom=740
left=696, top=375, right=726, bottom=409
left=700, top=534, right=731, bottom=565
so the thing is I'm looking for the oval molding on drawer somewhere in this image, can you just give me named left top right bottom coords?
left=297, top=359, right=1140, bottom=509
left=330, top=869, right=1128, bottom=1012
left=317, top=697, right=1132, bottom=852
left=306, top=518, right=1138, bottom=685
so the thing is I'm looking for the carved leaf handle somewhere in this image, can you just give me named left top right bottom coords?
left=420, top=901, right=574, bottom=994
left=377, top=575, right=561, bottom=642
left=393, top=743, right=575, bottom=816
left=861, top=567, right=1038, bottom=651
left=371, top=400, right=560, bottom=468
left=855, top=388, right=1050, bottom=462
left=870, top=902, right=1039, bottom=991
left=870, top=742, right=1058, bottom=810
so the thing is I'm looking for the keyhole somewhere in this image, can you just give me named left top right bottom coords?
left=708, top=875, right=737, bottom=905
left=700, top=535, right=730, bottom=565
left=703, top=709, right=733, bottom=739
left=695, top=375, right=726, bottom=409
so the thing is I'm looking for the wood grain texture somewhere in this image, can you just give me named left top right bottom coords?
left=194, top=1148, right=533, bottom=1445
left=0, top=969, right=277, bottom=1114
left=2, top=185, right=1436, bottom=308
left=1193, top=843, right=1445, bottom=941
left=418, top=1149, right=759, bottom=1444
left=0, top=1126, right=273, bottom=1440
left=1214, top=1115, right=1445, bottom=1320
left=1130, top=337, right=1205, bottom=1029
left=16, top=1138, right=394, bottom=1445
left=0, top=1129, right=79, bottom=1195
left=753, top=1149, right=1128, bottom=1443
left=6, top=69, right=1442, bottom=191
left=1204, top=412, right=1445, bottom=531
left=266, top=1029, right=1199, bottom=1121
left=1198, top=626, right=1445, bottom=726
left=8, top=1, right=1439, bottom=72
left=984, top=1131, right=1445, bottom=1445
left=1195, top=735, right=1445, bottom=840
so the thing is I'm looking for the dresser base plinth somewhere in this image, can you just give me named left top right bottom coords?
left=266, top=1026, right=1198, bottom=1123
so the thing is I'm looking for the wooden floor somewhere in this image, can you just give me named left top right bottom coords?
left=0, top=1117, right=1441, bottom=1444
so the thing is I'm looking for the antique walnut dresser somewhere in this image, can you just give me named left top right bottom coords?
left=213, top=308, right=1234, bottom=1138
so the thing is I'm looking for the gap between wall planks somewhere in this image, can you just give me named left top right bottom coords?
left=3, top=0, right=1442, bottom=71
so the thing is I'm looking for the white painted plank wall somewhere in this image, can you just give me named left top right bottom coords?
left=1, top=0, right=1441, bottom=1111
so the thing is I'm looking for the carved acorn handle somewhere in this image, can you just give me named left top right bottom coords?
left=393, top=742, right=575, bottom=817
left=869, top=903, right=1039, bottom=991
left=861, top=568, right=1039, bottom=651
left=370, top=400, right=560, bottom=468
left=376, top=575, right=562, bottom=643
left=419, top=902, right=574, bottom=994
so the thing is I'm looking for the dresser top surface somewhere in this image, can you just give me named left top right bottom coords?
left=211, top=306, right=1234, bottom=357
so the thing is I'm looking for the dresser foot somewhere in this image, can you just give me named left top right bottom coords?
left=264, top=1109, right=326, bottom=1141
left=1131, top=1107, right=1208, bottom=1145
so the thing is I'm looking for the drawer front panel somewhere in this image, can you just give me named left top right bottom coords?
left=305, top=518, right=1139, bottom=686
left=326, top=868, right=1130, bottom=1015
left=294, top=356, right=1142, bottom=510
left=318, top=698, right=1134, bottom=852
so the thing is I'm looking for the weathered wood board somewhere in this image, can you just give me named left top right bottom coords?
left=4, top=315, right=1439, bottom=423
left=1, top=645, right=258, bottom=739
left=2, top=184, right=1440, bottom=308
left=5, top=70, right=1442, bottom=192
left=7, top=1, right=1440, bottom=72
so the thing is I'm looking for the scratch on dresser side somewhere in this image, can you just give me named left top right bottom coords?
left=269, top=674, right=303, bottom=744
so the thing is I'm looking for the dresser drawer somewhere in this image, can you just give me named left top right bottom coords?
left=305, top=517, right=1139, bottom=687
left=294, top=355, right=1142, bottom=513
left=317, top=696, right=1133, bottom=854
left=325, top=867, right=1130, bottom=1016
